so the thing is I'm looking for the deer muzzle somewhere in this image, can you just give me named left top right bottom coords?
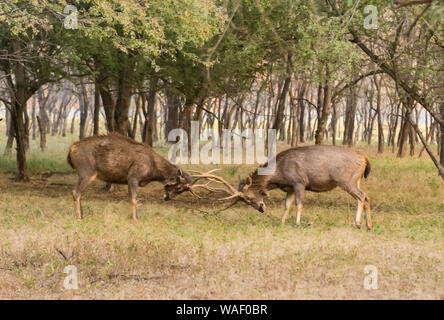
left=258, top=202, right=265, bottom=213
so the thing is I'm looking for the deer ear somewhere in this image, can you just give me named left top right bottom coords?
left=177, top=168, right=183, bottom=177
left=242, top=176, right=252, bottom=191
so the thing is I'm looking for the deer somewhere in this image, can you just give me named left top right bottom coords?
left=192, top=145, right=372, bottom=230
left=67, top=133, right=209, bottom=221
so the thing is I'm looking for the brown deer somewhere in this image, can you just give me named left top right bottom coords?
left=67, top=134, right=205, bottom=221
left=194, top=145, right=372, bottom=229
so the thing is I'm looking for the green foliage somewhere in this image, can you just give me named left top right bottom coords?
left=0, top=1, right=70, bottom=94
left=72, top=0, right=223, bottom=60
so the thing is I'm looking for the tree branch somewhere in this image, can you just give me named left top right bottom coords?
left=406, top=114, right=444, bottom=180
left=348, top=29, right=444, bottom=127
left=394, top=0, right=433, bottom=8
left=333, top=70, right=384, bottom=99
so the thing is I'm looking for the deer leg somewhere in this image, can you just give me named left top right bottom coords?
left=364, top=196, right=372, bottom=230
left=128, top=179, right=139, bottom=221
left=72, top=173, right=97, bottom=219
left=281, top=191, right=295, bottom=224
left=354, top=178, right=372, bottom=230
left=344, top=186, right=366, bottom=229
left=293, top=184, right=305, bottom=225
left=355, top=199, right=365, bottom=228
left=295, top=203, right=303, bottom=225
left=356, top=178, right=373, bottom=230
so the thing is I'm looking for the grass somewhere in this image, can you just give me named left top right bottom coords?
left=0, top=130, right=443, bottom=299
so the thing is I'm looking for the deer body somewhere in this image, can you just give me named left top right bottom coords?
left=67, top=134, right=191, bottom=220
left=239, top=145, right=372, bottom=229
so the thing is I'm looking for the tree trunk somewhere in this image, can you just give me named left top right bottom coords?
left=307, top=104, right=312, bottom=141
left=165, top=93, right=180, bottom=140
left=114, top=65, right=134, bottom=136
left=397, top=108, right=411, bottom=158
left=409, top=126, right=416, bottom=156
left=143, top=78, right=159, bottom=146
left=440, top=103, right=444, bottom=167
left=11, top=100, right=29, bottom=181
left=374, top=76, right=384, bottom=153
left=4, top=109, right=14, bottom=155
left=99, top=84, right=116, bottom=132
left=130, top=94, right=141, bottom=139
left=37, top=90, right=47, bottom=150
left=272, top=72, right=290, bottom=132
left=315, top=68, right=332, bottom=145
left=5, top=106, right=9, bottom=137
left=331, top=102, right=337, bottom=145
left=367, top=112, right=377, bottom=145
left=9, top=41, right=29, bottom=181
left=53, top=98, right=66, bottom=136
left=178, top=97, right=194, bottom=154
left=70, top=109, right=79, bottom=135
left=252, top=83, right=264, bottom=133
left=298, top=84, right=307, bottom=143
left=93, top=82, right=100, bottom=135
left=31, top=96, right=36, bottom=140
left=79, top=82, right=89, bottom=140
left=289, top=85, right=298, bottom=147
left=23, top=103, right=30, bottom=150
left=343, top=85, right=358, bottom=146
left=61, top=108, right=68, bottom=137
left=391, top=103, right=401, bottom=152
left=217, top=98, right=224, bottom=145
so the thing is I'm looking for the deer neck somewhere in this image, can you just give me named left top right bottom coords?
left=251, top=173, right=272, bottom=191
left=153, top=153, right=178, bottom=183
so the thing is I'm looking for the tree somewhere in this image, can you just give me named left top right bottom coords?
left=326, top=0, right=444, bottom=178
left=0, top=1, right=68, bottom=180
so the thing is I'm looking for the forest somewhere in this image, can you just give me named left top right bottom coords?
left=0, top=0, right=443, bottom=180
left=0, top=0, right=443, bottom=300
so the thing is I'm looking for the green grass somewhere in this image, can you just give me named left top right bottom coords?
left=0, top=131, right=443, bottom=299
left=0, top=134, right=73, bottom=174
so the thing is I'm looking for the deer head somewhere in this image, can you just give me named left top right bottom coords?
left=163, top=168, right=192, bottom=200
left=237, top=176, right=268, bottom=213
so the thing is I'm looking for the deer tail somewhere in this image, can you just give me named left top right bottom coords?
left=67, top=150, right=75, bottom=169
left=364, top=156, right=371, bottom=179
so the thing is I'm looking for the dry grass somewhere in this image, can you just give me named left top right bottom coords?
left=0, top=133, right=443, bottom=299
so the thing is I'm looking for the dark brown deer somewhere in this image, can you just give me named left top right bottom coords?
left=195, top=145, right=372, bottom=229
left=67, top=134, right=203, bottom=221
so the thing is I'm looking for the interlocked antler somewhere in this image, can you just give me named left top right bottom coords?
left=188, top=180, right=225, bottom=199
left=188, top=169, right=243, bottom=201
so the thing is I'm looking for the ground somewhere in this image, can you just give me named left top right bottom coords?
left=0, top=135, right=443, bottom=299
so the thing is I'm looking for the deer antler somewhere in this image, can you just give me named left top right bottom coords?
left=188, top=180, right=227, bottom=198
left=188, top=169, right=243, bottom=201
